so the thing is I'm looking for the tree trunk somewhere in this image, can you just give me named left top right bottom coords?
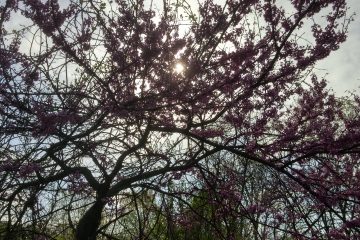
left=76, top=200, right=105, bottom=240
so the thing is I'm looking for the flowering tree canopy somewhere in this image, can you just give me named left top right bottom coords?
left=1, top=0, right=360, bottom=239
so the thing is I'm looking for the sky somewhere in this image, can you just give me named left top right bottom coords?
left=4, top=0, right=360, bottom=97
left=181, top=0, right=360, bottom=97
left=315, top=0, right=360, bottom=96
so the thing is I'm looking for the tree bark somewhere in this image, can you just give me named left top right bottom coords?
left=76, top=200, right=105, bottom=240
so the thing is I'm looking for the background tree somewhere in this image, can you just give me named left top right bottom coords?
left=1, top=0, right=360, bottom=239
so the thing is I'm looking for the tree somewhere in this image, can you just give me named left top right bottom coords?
left=1, top=0, right=359, bottom=239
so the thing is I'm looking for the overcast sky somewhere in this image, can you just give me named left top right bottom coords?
left=316, top=0, right=360, bottom=96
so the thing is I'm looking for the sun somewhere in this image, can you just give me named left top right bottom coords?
left=174, top=63, right=185, bottom=74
